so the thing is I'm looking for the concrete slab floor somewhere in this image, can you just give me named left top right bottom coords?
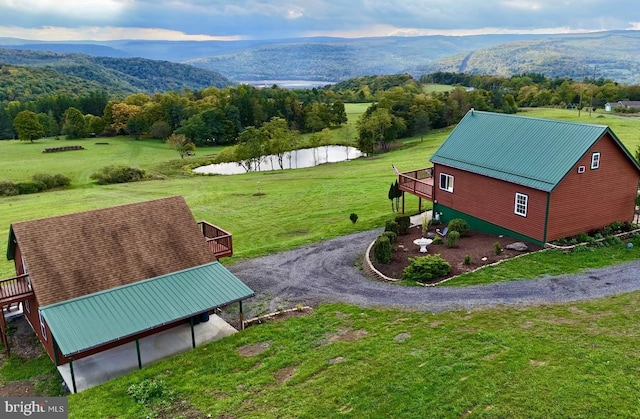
left=57, top=315, right=237, bottom=393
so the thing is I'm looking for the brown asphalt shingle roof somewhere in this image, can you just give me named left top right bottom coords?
left=10, top=196, right=217, bottom=307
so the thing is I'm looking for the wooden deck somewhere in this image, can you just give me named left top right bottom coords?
left=0, top=274, right=33, bottom=306
left=198, top=221, right=233, bottom=258
left=398, top=167, right=434, bottom=200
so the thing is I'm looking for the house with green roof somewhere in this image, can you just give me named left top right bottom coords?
left=1, top=196, right=254, bottom=392
left=398, top=110, right=640, bottom=244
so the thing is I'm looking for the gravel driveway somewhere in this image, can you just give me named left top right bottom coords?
left=228, top=230, right=640, bottom=316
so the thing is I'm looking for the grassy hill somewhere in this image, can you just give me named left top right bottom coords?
left=0, top=48, right=234, bottom=100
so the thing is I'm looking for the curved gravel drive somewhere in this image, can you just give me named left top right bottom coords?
left=228, top=230, right=640, bottom=315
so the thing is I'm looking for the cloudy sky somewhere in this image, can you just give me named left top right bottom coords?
left=0, top=0, right=637, bottom=41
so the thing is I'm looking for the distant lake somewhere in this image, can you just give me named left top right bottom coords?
left=240, top=80, right=336, bottom=89
left=194, top=146, right=363, bottom=175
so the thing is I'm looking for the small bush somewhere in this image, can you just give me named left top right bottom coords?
left=349, top=213, right=358, bottom=224
left=603, top=235, right=623, bottom=247
left=448, top=218, right=469, bottom=237
left=127, top=378, right=176, bottom=406
left=16, top=181, right=46, bottom=194
left=575, top=232, right=589, bottom=243
left=32, top=173, right=71, bottom=189
left=384, top=220, right=399, bottom=235
left=0, top=180, right=19, bottom=196
left=446, top=230, right=460, bottom=248
left=395, top=215, right=411, bottom=235
left=402, top=255, right=451, bottom=283
left=90, top=165, right=145, bottom=185
left=463, top=254, right=472, bottom=265
left=494, top=241, right=502, bottom=255
left=432, top=236, right=443, bottom=245
left=382, top=231, right=398, bottom=244
left=374, top=236, right=392, bottom=264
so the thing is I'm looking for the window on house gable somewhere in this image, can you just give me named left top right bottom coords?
left=591, top=152, right=600, bottom=169
left=514, top=193, right=528, bottom=217
left=439, top=173, right=454, bottom=193
left=39, top=310, right=47, bottom=341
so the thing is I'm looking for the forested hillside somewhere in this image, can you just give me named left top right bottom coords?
left=417, top=31, right=640, bottom=85
left=0, top=64, right=109, bottom=102
left=0, top=48, right=233, bottom=100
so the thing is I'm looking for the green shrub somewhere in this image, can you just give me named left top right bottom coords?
left=349, top=213, right=358, bottom=224
left=448, top=218, right=469, bottom=237
left=463, top=254, right=472, bottom=265
left=575, top=232, right=589, bottom=243
left=402, top=255, right=451, bottom=283
left=394, top=215, right=411, bottom=235
left=446, top=230, right=460, bottom=248
left=607, top=221, right=625, bottom=234
left=494, top=241, right=502, bottom=255
left=374, top=236, right=392, bottom=264
left=90, top=165, right=145, bottom=185
left=382, top=231, right=398, bottom=244
left=603, top=235, right=623, bottom=247
left=0, top=180, right=19, bottom=196
left=127, top=378, right=176, bottom=406
left=32, top=173, right=71, bottom=189
left=16, top=181, right=46, bottom=194
left=432, top=236, right=443, bottom=245
left=384, top=220, right=399, bottom=235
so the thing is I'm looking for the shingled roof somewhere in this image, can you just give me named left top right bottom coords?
left=8, top=196, right=216, bottom=307
left=431, top=110, right=640, bottom=192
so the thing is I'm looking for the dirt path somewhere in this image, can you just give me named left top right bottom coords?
left=228, top=229, right=640, bottom=316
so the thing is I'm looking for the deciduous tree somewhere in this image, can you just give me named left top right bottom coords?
left=13, top=110, right=44, bottom=142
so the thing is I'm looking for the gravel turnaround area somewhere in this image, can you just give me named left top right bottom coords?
left=228, top=229, right=640, bottom=317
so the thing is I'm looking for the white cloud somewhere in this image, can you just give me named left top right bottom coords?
left=0, top=0, right=131, bottom=19
left=304, top=24, right=600, bottom=39
left=0, top=25, right=244, bottom=41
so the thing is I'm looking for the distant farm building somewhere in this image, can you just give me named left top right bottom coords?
left=604, top=101, right=640, bottom=112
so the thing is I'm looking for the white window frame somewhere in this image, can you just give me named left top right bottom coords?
left=439, top=173, right=454, bottom=193
left=39, top=310, right=47, bottom=341
left=591, top=152, right=600, bottom=169
left=577, top=166, right=585, bottom=174
left=514, top=193, right=528, bottom=217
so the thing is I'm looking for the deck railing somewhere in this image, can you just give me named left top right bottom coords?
left=0, top=274, right=33, bottom=305
left=398, top=167, right=434, bottom=200
left=198, top=221, right=233, bottom=258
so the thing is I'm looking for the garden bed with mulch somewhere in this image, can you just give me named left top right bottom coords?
left=370, top=224, right=543, bottom=283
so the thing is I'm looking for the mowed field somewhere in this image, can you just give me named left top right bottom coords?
left=2, top=107, right=640, bottom=417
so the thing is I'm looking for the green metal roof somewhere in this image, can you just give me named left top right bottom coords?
left=40, top=262, right=254, bottom=357
left=430, top=111, right=638, bottom=192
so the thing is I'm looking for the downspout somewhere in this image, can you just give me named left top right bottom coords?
left=543, top=192, right=550, bottom=244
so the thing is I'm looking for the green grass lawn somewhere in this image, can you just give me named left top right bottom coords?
left=68, top=299, right=640, bottom=418
left=422, top=83, right=459, bottom=93
left=2, top=106, right=640, bottom=417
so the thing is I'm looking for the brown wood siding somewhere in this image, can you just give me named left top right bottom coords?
left=433, top=165, right=548, bottom=242
left=547, top=133, right=639, bottom=241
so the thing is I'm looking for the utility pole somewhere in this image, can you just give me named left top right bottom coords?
left=578, top=68, right=585, bottom=117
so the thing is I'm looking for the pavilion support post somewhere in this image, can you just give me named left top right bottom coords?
left=419, top=197, right=422, bottom=213
left=70, top=359, right=77, bottom=394
left=239, top=300, right=245, bottom=331
left=0, top=306, right=9, bottom=356
left=135, top=338, right=142, bottom=369
left=53, top=338, right=60, bottom=366
left=401, top=191, right=405, bottom=214
left=190, top=317, right=196, bottom=349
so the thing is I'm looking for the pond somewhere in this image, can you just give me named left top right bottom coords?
left=193, top=146, right=363, bottom=175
